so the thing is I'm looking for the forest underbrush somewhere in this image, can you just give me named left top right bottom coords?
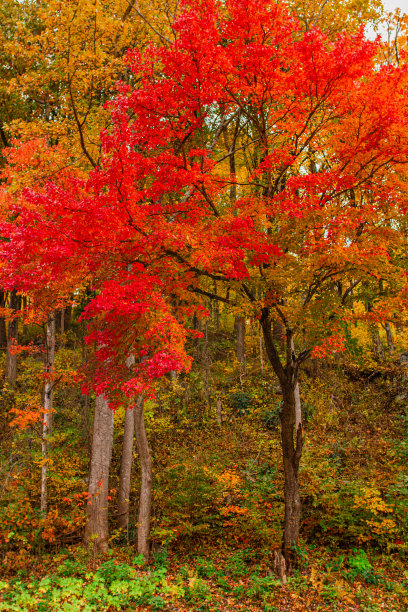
left=1, top=327, right=407, bottom=611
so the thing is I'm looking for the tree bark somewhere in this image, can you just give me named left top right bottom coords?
left=5, top=289, right=19, bottom=383
left=0, top=291, right=7, bottom=350
left=290, top=336, right=302, bottom=432
left=84, top=394, right=114, bottom=555
left=280, top=384, right=302, bottom=571
left=22, top=296, right=28, bottom=337
left=134, top=396, right=152, bottom=558
left=260, top=309, right=303, bottom=576
left=117, top=405, right=135, bottom=531
left=236, top=316, right=246, bottom=365
left=259, top=327, right=264, bottom=373
left=371, top=324, right=385, bottom=361
left=41, top=312, right=56, bottom=517
left=273, top=318, right=285, bottom=353
left=203, top=321, right=211, bottom=405
left=366, top=303, right=384, bottom=361
left=385, top=322, right=394, bottom=354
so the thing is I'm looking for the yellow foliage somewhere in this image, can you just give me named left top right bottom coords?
left=353, top=487, right=396, bottom=540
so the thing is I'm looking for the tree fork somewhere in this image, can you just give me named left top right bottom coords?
left=260, top=308, right=303, bottom=575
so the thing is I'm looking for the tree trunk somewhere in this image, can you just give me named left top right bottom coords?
left=117, top=405, right=135, bottom=531
left=84, top=394, right=114, bottom=555
left=41, top=312, right=56, bottom=517
left=280, top=384, right=302, bottom=572
left=5, top=289, right=19, bottom=383
left=214, top=289, right=220, bottom=332
left=385, top=322, right=394, bottom=354
left=203, top=321, right=211, bottom=405
left=366, top=303, right=384, bottom=361
left=290, top=336, right=302, bottom=432
left=236, top=316, right=246, bottom=365
left=259, top=327, right=264, bottom=373
left=371, top=324, right=385, bottom=361
left=273, top=318, right=285, bottom=353
left=55, top=309, right=61, bottom=335
left=0, top=291, right=7, bottom=350
left=134, top=396, right=152, bottom=558
left=260, top=309, right=303, bottom=577
left=22, top=296, right=28, bottom=337
left=63, top=304, right=72, bottom=331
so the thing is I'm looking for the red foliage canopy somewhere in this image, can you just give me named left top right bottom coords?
left=2, top=0, right=408, bottom=397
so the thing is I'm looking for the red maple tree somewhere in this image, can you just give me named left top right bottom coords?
left=3, top=0, right=408, bottom=569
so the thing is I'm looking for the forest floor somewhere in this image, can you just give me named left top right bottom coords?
left=0, top=540, right=407, bottom=611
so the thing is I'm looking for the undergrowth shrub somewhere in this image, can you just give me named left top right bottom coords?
left=0, top=560, right=168, bottom=611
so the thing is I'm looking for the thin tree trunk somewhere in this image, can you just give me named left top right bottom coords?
left=84, top=394, right=114, bottom=555
left=372, top=324, right=385, bottom=361
left=117, top=405, right=135, bottom=531
left=55, top=309, right=61, bottom=335
left=0, top=291, right=7, bottom=349
left=259, top=327, right=264, bottom=373
left=5, top=289, right=19, bottom=383
left=366, top=303, right=385, bottom=361
left=385, top=322, right=394, bottom=354
left=22, top=296, right=27, bottom=336
left=290, top=337, right=302, bottom=432
left=63, top=304, right=72, bottom=331
left=203, top=321, right=211, bottom=405
left=134, top=396, right=152, bottom=558
left=214, top=287, right=220, bottom=332
left=236, top=316, right=246, bottom=365
left=41, top=312, right=56, bottom=517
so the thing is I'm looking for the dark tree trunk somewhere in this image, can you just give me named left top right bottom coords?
left=134, top=396, right=152, bottom=558
left=22, top=296, right=28, bottom=336
left=64, top=304, right=72, bottom=331
left=203, top=321, right=211, bottom=405
left=260, top=308, right=304, bottom=577
left=55, top=309, right=61, bottom=335
left=236, top=316, right=246, bottom=365
left=214, top=288, right=220, bottom=332
left=84, top=394, right=114, bottom=555
left=280, top=385, right=302, bottom=570
left=5, top=289, right=19, bottom=383
left=0, top=291, right=7, bottom=350
left=259, top=327, right=264, bottom=373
